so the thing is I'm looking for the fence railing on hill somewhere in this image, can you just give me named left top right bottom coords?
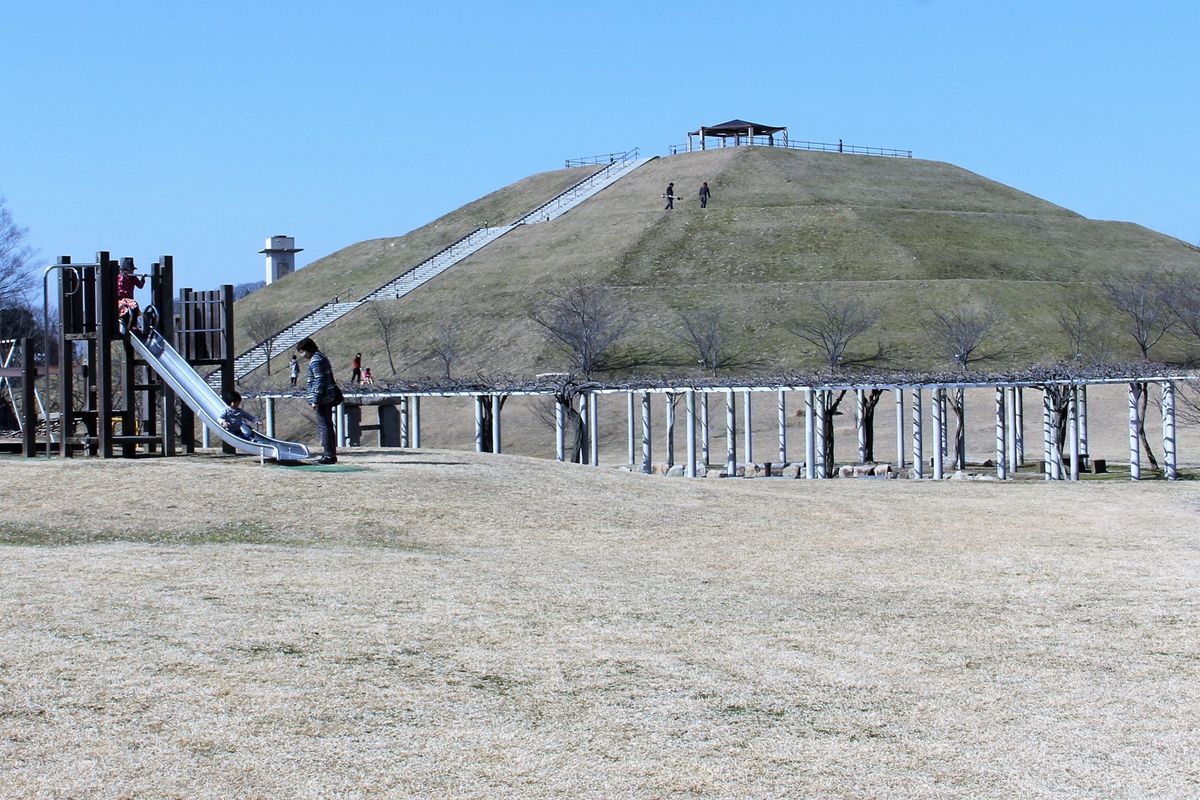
left=565, top=148, right=640, bottom=168
left=669, top=137, right=912, bottom=158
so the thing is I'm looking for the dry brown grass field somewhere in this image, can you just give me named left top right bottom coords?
left=2, top=443, right=1199, bottom=799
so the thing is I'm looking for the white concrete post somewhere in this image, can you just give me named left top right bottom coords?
left=1042, top=391, right=1053, bottom=480
left=932, top=387, right=944, bottom=480
left=579, top=393, right=589, bottom=465
left=911, top=388, right=923, bottom=479
left=815, top=391, right=827, bottom=479
left=1015, top=387, right=1025, bottom=465
left=491, top=394, right=502, bottom=455
left=474, top=397, right=484, bottom=453
left=777, top=390, right=787, bottom=466
left=411, top=396, right=421, bottom=449
left=202, top=424, right=210, bottom=449
left=336, top=403, right=347, bottom=448
left=1079, top=386, right=1090, bottom=459
left=1162, top=381, right=1177, bottom=481
left=665, top=393, right=676, bottom=468
left=742, top=390, right=753, bottom=467
left=856, top=389, right=867, bottom=464
left=939, top=389, right=949, bottom=462
left=399, top=396, right=409, bottom=448
left=895, top=388, right=905, bottom=469
left=725, top=389, right=737, bottom=475
left=1006, top=387, right=1018, bottom=474
left=265, top=397, right=276, bottom=438
left=805, top=388, right=816, bottom=480
left=1069, top=386, right=1081, bottom=481
left=701, top=392, right=711, bottom=468
left=995, top=387, right=1007, bottom=480
left=588, top=393, right=599, bottom=467
left=641, top=392, right=652, bottom=474
left=554, top=400, right=565, bottom=462
left=627, top=392, right=636, bottom=466
left=1128, top=383, right=1141, bottom=481
left=686, top=390, right=697, bottom=478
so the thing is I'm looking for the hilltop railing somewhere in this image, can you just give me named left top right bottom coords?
left=565, top=148, right=640, bottom=168
left=669, top=137, right=912, bottom=158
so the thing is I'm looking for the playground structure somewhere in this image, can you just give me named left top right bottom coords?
left=5, top=252, right=308, bottom=461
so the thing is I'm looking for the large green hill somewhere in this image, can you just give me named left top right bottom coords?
left=235, top=146, right=1200, bottom=388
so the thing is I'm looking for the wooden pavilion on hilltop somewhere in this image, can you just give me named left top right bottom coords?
left=688, top=119, right=788, bottom=151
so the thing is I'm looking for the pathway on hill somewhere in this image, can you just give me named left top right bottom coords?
left=213, top=155, right=657, bottom=387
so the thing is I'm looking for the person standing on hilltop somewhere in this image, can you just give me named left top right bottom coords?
left=350, top=352, right=362, bottom=385
left=664, top=182, right=675, bottom=210
left=698, top=181, right=712, bottom=209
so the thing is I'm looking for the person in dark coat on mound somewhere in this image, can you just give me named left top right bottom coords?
left=297, top=336, right=339, bottom=464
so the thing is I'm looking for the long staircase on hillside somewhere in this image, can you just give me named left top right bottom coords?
left=215, top=153, right=655, bottom=385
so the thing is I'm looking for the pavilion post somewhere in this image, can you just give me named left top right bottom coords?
left=555, top=400, right=565, bottom=462
left=627, top=392, right=636, bottom=466
left=856, top=389, right=867, bottom=463
left=701, top=392, right=711, bottom=467
left=399, top=396, right=409, bottom=448
left=742, top=390, right=753, bottom=467
left=491, top=394, right=502, bottom=455
left=641, top=392, right=652, bottom=474
left=665, top=393, right=676, bottom=468
left=995, top=387, right=1007, bottom=480
left=588, top=393, right=599, bottom=466
left=474, top=397, right=484, bottom=453
left=1069, top=386, right=1081, bottom=481
left=265, top=397, right=276, bottom=438
left=1162, top=381, right=1177, bottom=481
left=1079, top=386, right=1090, bottom=461
left=686, top=390, right=697, bottom=477
left=895, top=388, right=905, bottom=469
left=932, top=387, right=944, bottom=480
left=1014, top=387, right=1024, bottom=467
left=911, top=387, right=923, bottom=479
left=1128, top=383, right=1141, bottom=481
left=805, top=388, right=816, bottom=479
left=778, top=389, right=787, bottom=466
left=725, top=389, right=736, bottom=475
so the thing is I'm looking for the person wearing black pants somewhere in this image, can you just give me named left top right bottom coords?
left=296, top=336, right=338, bottom=464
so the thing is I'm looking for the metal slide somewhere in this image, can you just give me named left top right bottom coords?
left=129, top=329, right=310, bottom=462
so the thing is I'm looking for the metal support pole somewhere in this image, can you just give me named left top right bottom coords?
left=1162, top=381, right=1177, bottom=481
left=932, top=388, right=944, bottom=480
left=579, top=392, right=589, bottom=465
left=911, top=387, right=923, bottom=479
left=399, top=396, right=409, bottom=448
left=588, top=393, right=598, bottom=466
left=336, top=403, right=347, bottom=448
left=491, top=394, right=502, bottom=455
left=742, top=390, right=752, bottom=467
left=1128, top=383, right=1141, bottom=481
left=815, top=391, right=827, bottom=479
left=895, top=388, right=905, bottom=469
left=1015, top=387, right=1025, bottom=465
left=665, top=393, right=676, bottom=468
left=627, top=392, right=636, bottom=466
left=805, top=388, right=816, bottom=480
left=995, top=386, right=1007, bottom=480
left=411, top=396, right=421, bottom=449
left=686, top=390, right=697, bottom=477
left=1079, top=386, right=1089, bottom=460
left=725, top=389, right=737, bottom=475
left=1006, top=386, right=1018, bottom=474
left=777, top=389, right=787, bottom=466
left=641, top=391, right=652, bottom=474
left=1069, top=386, right=1081, bottom=481
left=1042, top=390, right=1053, bottom=481
left=265, top=397, right=276, bottom=438
left=474, top=396, right=484, bottom=453
left=555, top=400, right=565, bottom=462
left=701, top=392, right=710, bottom=467
left=856, top=389, right=867, bottom=463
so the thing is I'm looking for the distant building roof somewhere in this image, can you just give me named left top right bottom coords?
left=690, top=119, right=786, bottom=137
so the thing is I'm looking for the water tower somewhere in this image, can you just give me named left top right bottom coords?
left=260, top=235, right=303, bottom=285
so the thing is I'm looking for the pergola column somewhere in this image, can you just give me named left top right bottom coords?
left=701, top=392, right=711, bottom=467
left=1069, top=386, right=1081, bottom=481
left=474, top=397, right=484, bottom=453
left=579, top=393, right=589, bottom=465
left=1042, top=390, right=1052, bottom=480
left=995, top=387, right=1007, bottom=480
left=1128, top=383, right=1141, bottom=481
left=627, top=392, right=636, bottom=466
left=1079, top=386, right=1090, bottom=460
left=742, top=390, right=753, bottom=466
left=805, top=388, right=816, bottom=480
left=815, top=391, right=827, bottom=478
left=1162, top=381, right=1177, bottom=481
left=686, top=390, right=697, bottom=477
left=777, top=389, right=787, bottom=466
left=665, top=393, right=676, bottom=468
left=895, top=388, right=905, bottom=469
left=641, top=392, right=652, bottom=474
left=491, top=395, right=502, bottom=455
left=725, top=389, right=737, bottom=475
left=856, top=389, right=867, bottom=463
left=932, top=387, right=944, bottom=480
left=555, top=400, right=565, bottom=462
left=1006, top=387, right=1018, bottom=474
left=911, top=388, right=923, bottom=479
left=411, top=396, right=421, bottom=449
left=1014, top=387, right=1025, bottom=466
left=265, top=397, right=276, bottom=438
left=588, top=393, right=599, bottom=466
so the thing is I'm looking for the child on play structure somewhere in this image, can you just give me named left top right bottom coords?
left=220, top=390, right=261, bottom=440
left=116, top=258, right=146, bottom=333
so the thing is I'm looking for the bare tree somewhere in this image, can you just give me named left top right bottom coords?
left=427, top=323, right=458, bottom=380
left=242, top=307, right=287, bottom=376
left=529, top=281, right=633, bottom=379
left=926, top=302, right=1004, bottom=469
left=676, top=307, right=742, bottom=375
left=0, top=197, right=35, bottom=312
left=788, top=292, right=887, bottom=467
left=367, top=302, right=402, bottom=375
left=233, top=280, right=265, bottom=301
left=1104, top=275, right=1176, bottom=472
left=1056, top=298, right=1113, bottom=366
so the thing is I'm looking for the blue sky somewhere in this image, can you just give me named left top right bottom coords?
left=2, top=0, right=1196, bottom=291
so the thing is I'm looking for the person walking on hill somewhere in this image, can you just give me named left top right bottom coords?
left=350, top=352, right=362, bottom=385
left=664, top=182, right=675, bottom=210
left=297, top=337, right=339, bottom=464
left=698, top=181, right=712, bottom=209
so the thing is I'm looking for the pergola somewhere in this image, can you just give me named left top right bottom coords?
left=688, top=119, right=788, bottom=151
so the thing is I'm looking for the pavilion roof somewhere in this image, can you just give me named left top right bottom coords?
left=690, top=119, right=786, bottom=137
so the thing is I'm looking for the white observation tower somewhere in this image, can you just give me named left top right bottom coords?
left=260, top=235, right=303, bottom=285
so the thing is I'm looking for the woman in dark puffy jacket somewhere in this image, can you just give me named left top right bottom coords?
left=296, top=337, right=339, bottom=464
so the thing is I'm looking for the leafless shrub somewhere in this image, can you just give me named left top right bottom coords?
left=0, top=197, right=35, bottom=310
left=243, top=308, right=287, bottom=376
left=529, top=281, right=634, bottom=379
left=676, top=307, right=743, bottom=376
left=788, top=291, right=884, bottom=369
left=366, top=303, right=402, bottom=375
left=1102, top=274, right=1176, bottom=360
